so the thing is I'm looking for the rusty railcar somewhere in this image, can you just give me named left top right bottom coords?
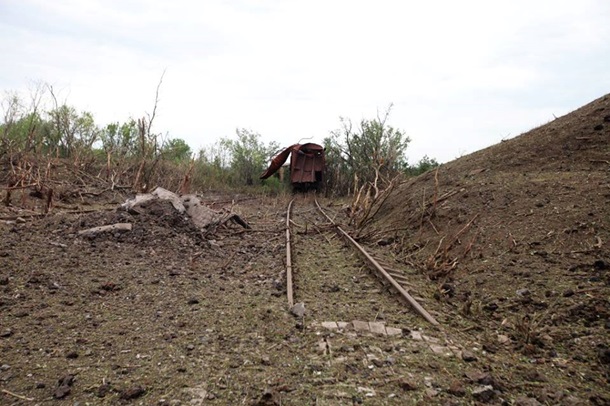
left=260, top=143, right=325, bottom=190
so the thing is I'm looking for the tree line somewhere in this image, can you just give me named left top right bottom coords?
left=1, top=87, right=438, bottom=196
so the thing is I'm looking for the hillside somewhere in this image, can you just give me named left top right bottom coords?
left=364, top=93, right=609, bottom=401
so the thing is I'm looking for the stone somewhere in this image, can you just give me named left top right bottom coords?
left=321, top=321, right=338, bottom=330
left=429, top=344, right=452, bottom=357
left=371, top=358, right=384, bottom=367
left=290, top=303, right=305, bottom=317
left=464, top=369, right=488, bottom=383
left=425, top=388, right=439, bottom=397
left=369, top=322, right=387, bottom=335
left=120, top=385, right=146, bottom=400
left=410, top=331, right=423, bottom=340
left=352, top=320, right=370, bottom=332
left=447, top=380, right=466, bottom=397
left=0, top=329, right=13, bottom=338
left=398, top=379, right=418, bottom=391
left=54, top=385, right=71, bottom=399
left=462, top=350, right=478, bottom=362
left=54, top=375, right=75, bottom=399
left=182, top=385, right=208, bottom=402
left=386, top=327, right=403, bottom=336
left=472, top=385, right=495, bottom=402
left=356, top=387, right=376, bottom=397
left=66, top=351, right=79, bottom=359
left=497, top=334, right=510, bottom=344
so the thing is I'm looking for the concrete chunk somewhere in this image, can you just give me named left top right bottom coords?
left=290, top=303, right=305, bottom=317
left=429, top=344, right=453, bottom=357
left=352, top=320, right=370, bottom=332
left=386, top=327, right=403, bottom=336
left=321, top=321, right=338, bottom=330
left=369, top=322, right=387, bottom=335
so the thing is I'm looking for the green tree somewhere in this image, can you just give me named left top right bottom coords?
left=47, top=105, right=98, bottom=159
left=326, top=105, right=410, bottom=195
left=192, top=141, right=232, bottom=190
left=222, top=129, right=279, bottom=186
left=161, top=138, right=192, bottom=162
left=100, top=119, right=139, bottom=159
left=1, top=91, right=50, bottom=155
left=405, top=155, right=439, bottom=176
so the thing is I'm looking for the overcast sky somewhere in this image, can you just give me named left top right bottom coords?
left=1, top=0, right=609, bottom=163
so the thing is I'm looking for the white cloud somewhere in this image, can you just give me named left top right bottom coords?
left=1, top=0, right=609, bottom=163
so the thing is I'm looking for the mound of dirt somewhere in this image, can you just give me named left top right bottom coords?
left=365, top=93, right=609, bottom=397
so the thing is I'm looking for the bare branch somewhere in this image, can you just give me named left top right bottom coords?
left=147, top=69, right=167, bottom=136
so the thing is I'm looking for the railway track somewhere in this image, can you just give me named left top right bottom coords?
left=284, top=196, right=439, bottom=330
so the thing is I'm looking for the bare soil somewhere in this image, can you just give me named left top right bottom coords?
left=1, top=94, right=609, bottom=405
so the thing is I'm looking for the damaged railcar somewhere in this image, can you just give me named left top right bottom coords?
left=260, top=143, right=325, bottom=190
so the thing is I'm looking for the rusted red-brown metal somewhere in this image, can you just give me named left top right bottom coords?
left=290, top=143, right=325, bottom=185
left=261, top=143, right=325, bottom=189
left=260, top=144, right=296, bottom=180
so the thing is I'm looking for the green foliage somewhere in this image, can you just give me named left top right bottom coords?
left=322, top=135, right=350, bottom=195
left=1, top=86, right=439, bottom=195
left=261, top=176, right=285, bottom=195
left=100, top=119, right=138, bottom=158
left=47, top=105, right=99, bottom=158
left=325, top=106, right=411, bottom=195
left=221, top=129, right=279, bottom=187
left=404, top=155, right=440, bottom=176
left=0, top=92, right=51, bottom=155
left=161, top=138, right=192, bottom=162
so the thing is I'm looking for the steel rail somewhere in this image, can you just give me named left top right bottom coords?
left=314, top=199, right=439, bottom=326
left=286, top=199, right=294, bottom=308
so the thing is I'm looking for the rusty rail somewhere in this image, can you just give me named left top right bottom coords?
left=314, top=199, right=439, bottom=326
left=285, top=199, right=294, bottom=308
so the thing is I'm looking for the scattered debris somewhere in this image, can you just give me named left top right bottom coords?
left=290, top=302, right=305, bottom=317
left=461, top=350, right=478, bottom=362
left=78, top=222, right=132, bottom=236
left=53, top=374, right=75, bottom=399
left=1, top=389, right=34, bottom=402
left=472, top=385, right=496, bottom=402
left=120, top=385, right=146, bottom=400
left=120, top=187, right=250, bottom=232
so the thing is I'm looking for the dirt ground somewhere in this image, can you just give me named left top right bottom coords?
left=1, top=94, right=609, bottom=405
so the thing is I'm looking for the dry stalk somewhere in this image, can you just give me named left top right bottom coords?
left=179, top=160, right=195, bottom=195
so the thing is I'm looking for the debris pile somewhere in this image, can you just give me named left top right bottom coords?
left=79, top=187, right=249, bottom=237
